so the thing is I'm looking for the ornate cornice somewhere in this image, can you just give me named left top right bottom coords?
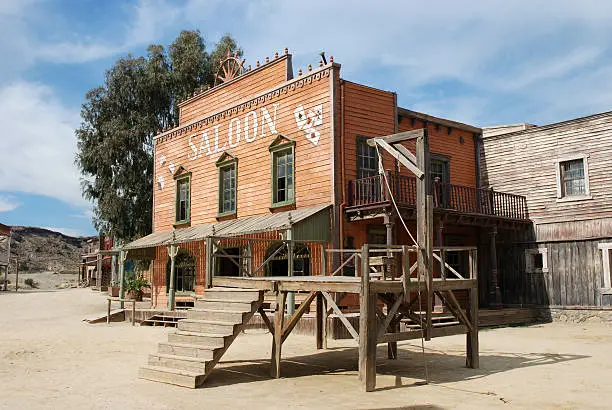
left=156, top=65, right=333, bottom=144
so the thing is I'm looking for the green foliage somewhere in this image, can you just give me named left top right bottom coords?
left=75, top=30, right=243, bottom=241
left=125, top=273, right=150, bottom=298
left=24, top=278, right=38, bottom=288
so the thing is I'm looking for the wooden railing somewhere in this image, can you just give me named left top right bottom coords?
left=347, top=172, right=528, bottom=220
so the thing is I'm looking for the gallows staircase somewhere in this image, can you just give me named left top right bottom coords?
left=139, top=287, right=264, bottom=388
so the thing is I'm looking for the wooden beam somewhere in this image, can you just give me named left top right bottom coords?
left=316, top=292, right=324, bottom=349
left=377, top=293, right=403, bottom=339
left=371, top=138, right=424, bottom=179
left=393, top=143, right=418, bottom=167
left=281, top=291, right=317, bottom=344
left=358, top=244, right=377, bottom=392
left=321, top=291, right=359, bottom=343
left=271, top=291, right=286, bottom=378
left=258, top=306, right=274, bottom=334
left=366, top=129, right=425, bottom=145
left=466, top=285, right=479, bottom=369
left=379, top=325, right=467, bottom=343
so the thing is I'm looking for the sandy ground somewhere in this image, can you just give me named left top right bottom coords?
left=0, top=289, right=611, bottom=410
left=2, top=271, right=79, bottom=291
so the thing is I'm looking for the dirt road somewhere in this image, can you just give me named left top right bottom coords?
left=0, top=288, right=610, bottom=409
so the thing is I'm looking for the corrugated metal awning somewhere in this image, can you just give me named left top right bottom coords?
left=122, top=204, right=331, bottom=251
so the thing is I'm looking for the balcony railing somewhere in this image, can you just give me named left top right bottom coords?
left=347, top=172, right=529, bottom=220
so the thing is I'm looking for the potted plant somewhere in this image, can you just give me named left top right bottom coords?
left=108, top=281, right=120, bottom=297
left=125, top=274, right=150, bottom=302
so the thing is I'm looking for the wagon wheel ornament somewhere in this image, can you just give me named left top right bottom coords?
left=215, top=51, right=246, bottom=86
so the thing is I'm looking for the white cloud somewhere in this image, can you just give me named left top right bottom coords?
left=0, top=195, right=20, bottom=212
left=0, top=82, right=85, bottom=206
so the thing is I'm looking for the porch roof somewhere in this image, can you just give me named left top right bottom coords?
left=122, top=204, right=331, bottom=251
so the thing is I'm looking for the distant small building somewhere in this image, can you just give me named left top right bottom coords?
left=79, top=234, right=116, bottom=290
left=481, top=112, right=612, bottom=309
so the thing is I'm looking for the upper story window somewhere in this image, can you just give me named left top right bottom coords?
left=269, top=135, right=295, bottom=207
left=175, top=175, right=190, bottom=224
left=216, top=152, right=237, bottom=217
left=357, top=136, right=378, bottom=179
left=431, top=154, right=450, bottom=183
left=556, top=154, right=591, bottom=201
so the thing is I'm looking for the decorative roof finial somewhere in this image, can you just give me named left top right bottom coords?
left=248, top=65, right=252, bottom=71
left=308, top=64, right=312, bottom=71
left=329, top=56, right=334, bottom=63
left=265, top=56, right=270, bottom=63
left=298, top=69, right=302, bottom=76
left=256, top=60, right=260, bottom=68
left=319, top=59, right=323, bottom=67
left=284, top=47, right=289, bottom=55
left=274, top=52, right=279, bottom=59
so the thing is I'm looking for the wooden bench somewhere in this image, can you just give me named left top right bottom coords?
left=107, top=296, right=137, bottom=326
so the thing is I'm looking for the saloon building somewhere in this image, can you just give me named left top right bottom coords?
left=124, top=49, right=530, bottom=311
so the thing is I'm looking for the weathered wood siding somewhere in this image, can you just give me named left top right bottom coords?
left=481, top=112, right=612, bottom=228
left=179, top=56, right=292, bottom=125
left=154, top=65, right=336, bottom=232
left=498, top=238, right=612, bottom=307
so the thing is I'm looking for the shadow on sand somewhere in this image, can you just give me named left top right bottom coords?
left=202, top=342, right=588, bottom=393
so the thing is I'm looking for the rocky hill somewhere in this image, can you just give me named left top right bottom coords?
left=7, top=227, right=96, bottom=274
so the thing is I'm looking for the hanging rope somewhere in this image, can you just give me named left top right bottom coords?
left=375, top=144, right=429, bottom=384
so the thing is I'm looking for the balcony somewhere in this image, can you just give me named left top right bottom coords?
left=347, top=172, right=529, bottom=221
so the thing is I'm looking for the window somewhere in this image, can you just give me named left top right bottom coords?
left=166, top=249, right=195, bottom=293
left=556, top=154, right=591, bottom=201
left=431, top=154, right=450, bottom=207
left=598, top=243, right=612, bottom=290
left=367, top=225, right=387, bottom=244
left=272, top=147, right=294, bottom=206
left=175, top=176, right=190, bottom=224
left=525, top=247, right=548, bottom=274
left=218, top=163, right=236, bottom=215
left=357, top=136, right=378, bottom=179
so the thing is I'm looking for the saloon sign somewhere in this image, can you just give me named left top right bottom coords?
left=186, top=103, right=323, bottom=161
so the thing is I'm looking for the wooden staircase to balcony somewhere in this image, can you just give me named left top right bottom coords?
left=138, top=288, right=264, bottom=388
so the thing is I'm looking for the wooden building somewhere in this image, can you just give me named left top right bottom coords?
left=481, top=112, right=612, bottom=309
left=122, top=49, right=530, bottom=311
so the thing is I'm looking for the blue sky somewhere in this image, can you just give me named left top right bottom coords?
left=2, top=0, right=612, bottom=237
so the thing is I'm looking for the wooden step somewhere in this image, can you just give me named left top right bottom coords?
left=168, top=331, right=228, bottom=348
left=139, top=364, right=204, bottom=389
left=204, top=288, right=262, bottom=302
left=157, top=342, right=215, bottom=360
left=194, top=299, right=254, bottom=312
left=184, top=309, right=245, bottom=322
left=148, top=353, right=213, bottom=373
left=178, top=319, right=236, bottom=334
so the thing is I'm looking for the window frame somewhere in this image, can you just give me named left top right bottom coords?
left=598, top=243, right=612, bottom=293
left=174, top=173, right=191, bottom=225
left=555, top=154, right=591, bottom=202
left=525, top=247, right=549, bottom=274
left=216, top=155, right=238, bottom=218
left=270, top=140, right=296, bottom=208
left=356, top=136, right=379, bottom=179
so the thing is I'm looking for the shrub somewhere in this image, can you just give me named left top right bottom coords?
left=24, top=278, right=39, bottom=288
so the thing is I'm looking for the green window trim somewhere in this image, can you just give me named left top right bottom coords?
left=269, top=140, right=295, bottom=208
left=217, top=159, right=238, bottom=217
left=174, top=174, right=191, bottom=225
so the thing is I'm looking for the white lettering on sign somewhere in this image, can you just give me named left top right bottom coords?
left=294, top=104, right=323, bottom=146
left=188, top=104, right=279, bottom=160
left=184, top=102, right=323, bottom=160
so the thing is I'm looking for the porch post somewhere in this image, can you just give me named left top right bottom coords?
left=489, top=226, right=502, bottom=308
left=168, top=243, right=179, bottom=311
left=96, top=252, right=102, bottom=291
left=111, top=253, right=117, bottom=285
left=435, top=219, right=445, bottom=309
left=118, top=250, right=127, bottom=309
left=286, top=225, right=295, bottom=315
